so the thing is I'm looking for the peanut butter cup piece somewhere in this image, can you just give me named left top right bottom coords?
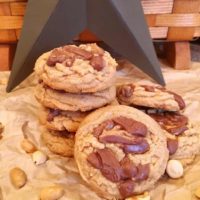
left=167, top=138, right=178, bottom=155
left=113, top=116, right=147, bottom=137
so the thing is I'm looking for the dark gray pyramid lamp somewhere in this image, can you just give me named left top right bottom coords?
left=7, top=0, right=165, bottom=92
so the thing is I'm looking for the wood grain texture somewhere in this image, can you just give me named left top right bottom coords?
left=167, top=0, right=200, bottom=40
left=0, top=44, right=16, bottom=71
left=164, top=42, right=191, bottom=69
left=146, top=14, right=200, bottom=27
left=194, top=27, right=200, bottom=37
left=0, top=16, right=23, bottom=29
left=0, top=2, right=10, bottom=15
left=141, top=0, right=173, bottom=14
left=149, top=27, right=168, bottom=39
left=0, top=30, right=16, bottom=42
left=10, top=2, right=26, bottom=15
left=0, top=0, right=26, bottom=2
left=173, top=0, right=200, bottom=13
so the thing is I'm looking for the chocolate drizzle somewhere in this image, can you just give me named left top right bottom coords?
left=47, top=45, right=105, bottom=71
left=167, top=138, right=179, bottom=155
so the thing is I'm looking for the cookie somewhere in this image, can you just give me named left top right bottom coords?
left=74, top=105, right=169, bottom=199
left=40, top=108, right=88, bottom=132
left=117, top=83, right=185, bottom=111
left=42, top=130, right=74, bottom=157
left=34, top=43, right=117, bottom=93
left=149, top=112, right=200, bottom=164
left=35, top=83, right=116, bottom=112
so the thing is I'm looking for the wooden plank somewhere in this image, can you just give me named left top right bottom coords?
left=141, top=0, right=173, bottom=14
left=10, top=2, right=26, bottom=15
left=194, top=27, right=200, bottom=37
left=149, top=27, right=168, bottom=39
left=0, top=16, right=23, bottom=29
left=167, top=0, right=200, bottom=41
left=146, top=14, right=200, bottom=27
left=164, top=42, right=191, bottom=69
left=0, top=2, right=10, bottom=15
left=0, top=30, right=16, bottom=42
left=0, top=0, right=26, bottom=2
left=0, top=44, right=16, bottom=71
left=167, top=27, right=195, bottom=41
left=172, top=0, right=200, bottom=13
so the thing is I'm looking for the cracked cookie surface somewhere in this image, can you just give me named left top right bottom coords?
left=117, top=83, right=185, bottom=112
left=34, top=43, right=117, bottom=93
left=74, top=105, right=169, bottom=199
left=35, top=83, right=116, bottom=112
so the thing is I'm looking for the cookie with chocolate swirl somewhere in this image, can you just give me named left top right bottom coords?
left=74, top=105, right=169, bottom=199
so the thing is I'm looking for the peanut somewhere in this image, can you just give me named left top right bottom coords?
left=166, top=159, right=183, bottom=179
left=32, top=150, right=48, bottom=165
left=39, top=185, right=64, bottom=200
left=21, top=139, right=37, bottom=153
left=10, top=167, right=27, bottom=189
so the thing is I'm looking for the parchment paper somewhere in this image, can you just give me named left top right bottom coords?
left=1, top=61, right=200, bottom=200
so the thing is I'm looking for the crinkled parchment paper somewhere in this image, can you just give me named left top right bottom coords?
left=1, top=61, right=200, bottom=200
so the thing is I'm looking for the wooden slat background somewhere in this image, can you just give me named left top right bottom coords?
left=0, top=0, right=200, bottom=71
left=0, top=0, right=199, bottom=43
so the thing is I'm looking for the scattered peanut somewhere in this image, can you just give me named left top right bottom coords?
left=39, top=185, right=64, bottom=200
left=195, top=187, right=200, bottom=198
left=9, top=167, right=27, bottom=189
left=166, top=159, right=184, bottom=179
left=126, top=192, right=150, bottom=200
left=32, top=150, right=48, bottom=165
left=21, top=139, right=37, bottom=153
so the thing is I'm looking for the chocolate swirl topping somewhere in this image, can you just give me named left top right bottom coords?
left=47, top=45, right=105, bottom=71
left=150, top=112, right=188, bottom=155
left=150, top=112, right=188, bottom=136
left=87, top=116, right=151, bottom=198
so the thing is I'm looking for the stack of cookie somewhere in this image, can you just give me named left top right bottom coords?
left=34, top=43, right=118, bottom=157
left=117, top=83, right=200, bottom=165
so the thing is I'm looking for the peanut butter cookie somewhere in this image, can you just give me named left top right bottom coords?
left=40, top=108, right=88, bottom=132
left=117, top=83, right=185, bottom=112
left=42, top=130, right=74, bottom=157
left=74, top=105, right=169, bottom=199
left=35, top=83, right=116, bottom=112
left=34, top=43, right=117, bottom=93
